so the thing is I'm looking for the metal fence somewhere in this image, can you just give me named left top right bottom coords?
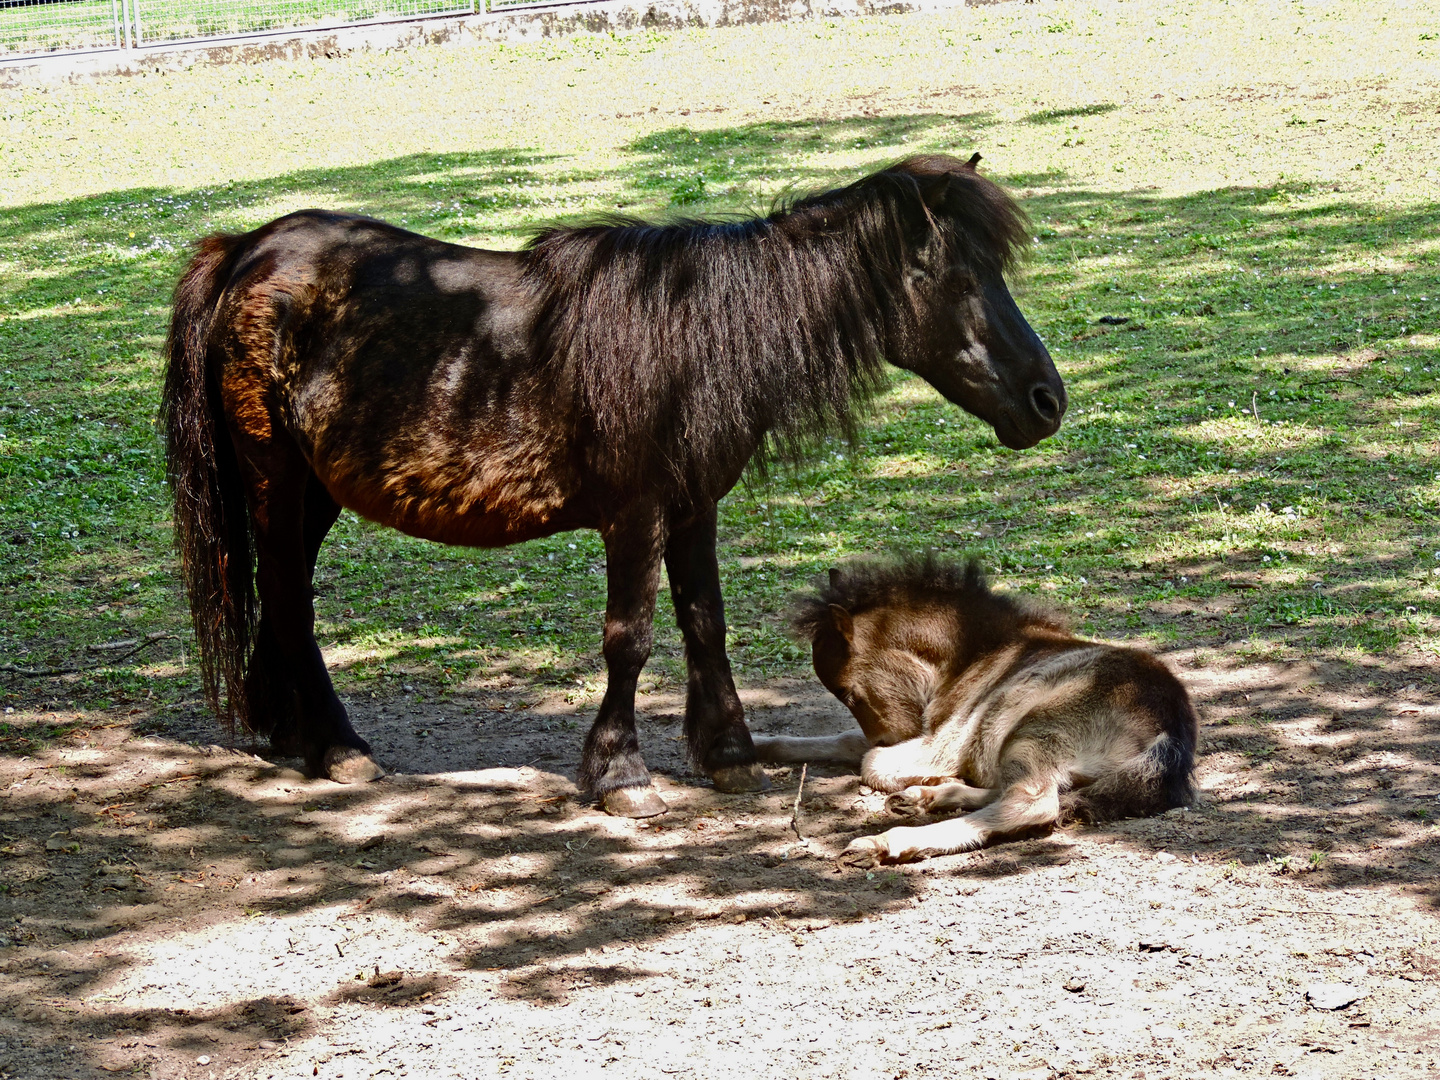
left=0, top=0, right=524, bottom=61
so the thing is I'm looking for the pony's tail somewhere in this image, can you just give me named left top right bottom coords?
left=1061, top=700, right=1199, bottom=824
left=160, top=234, right=254, bottom=732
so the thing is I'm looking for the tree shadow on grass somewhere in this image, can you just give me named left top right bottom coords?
left=1022, top=103, right=1122, bottom=125
left=2, top=107, right=1438, bottom=724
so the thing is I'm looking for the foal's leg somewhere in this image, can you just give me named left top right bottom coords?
left=752, top=731, right=871, bottom=765
left=842, top=770, right=1064, bottom=867
left=580, top=506, right=668, bottom=817
left=254, top=475, right=341, bottom=756
left=665, top=507, right=766, bottom=794
left=885, top=781, right=998, bottom=817
left=241, top=447, right=381, bottom=783
left=858, top=741, right=957, bottom=793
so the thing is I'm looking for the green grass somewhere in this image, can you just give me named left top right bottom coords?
left=1, top=0, right=1438, bottom=723
left=0, top=0, right=119, bottom=57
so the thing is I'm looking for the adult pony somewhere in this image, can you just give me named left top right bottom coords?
left=161, top=152, right=1066, bottom=817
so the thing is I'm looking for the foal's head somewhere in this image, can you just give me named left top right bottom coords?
left=791, top=560, right=976, bottom=745
left=885, top=154, right=1067, bottom=450
left=792, top=557, right=1068, bottom=745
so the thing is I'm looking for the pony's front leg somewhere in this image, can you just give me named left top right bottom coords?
left=665, top=507, right=767, bottom=794
left=580, top=507, right=668, bottom=817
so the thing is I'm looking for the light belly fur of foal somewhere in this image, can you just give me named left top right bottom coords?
left=918, top=644, right=1109, bottom=787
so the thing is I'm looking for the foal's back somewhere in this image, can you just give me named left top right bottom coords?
left=930, top=625, right=1198, bottom=821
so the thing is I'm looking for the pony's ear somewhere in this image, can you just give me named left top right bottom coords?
left=919, top=173, right=952, bottom=210
left=963, top=152, right=982, bottom=171
left=827, top=604, right=855, bottom=644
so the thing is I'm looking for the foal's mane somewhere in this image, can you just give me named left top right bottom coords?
left=791, top=554, right=1072, bottom=641
left=522, top=155, right=1031, bottom=497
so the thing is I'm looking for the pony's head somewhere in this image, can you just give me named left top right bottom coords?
left=789, top=557, right=983, bottom=744
left=885, top=154, right=1066, bottom=450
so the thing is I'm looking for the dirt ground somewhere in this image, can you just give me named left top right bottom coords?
left=1, top=651, right=1438, bottom=1080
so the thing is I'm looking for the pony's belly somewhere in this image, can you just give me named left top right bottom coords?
left=393, top=502, right=580, bottom=546
left=319, top=452, right=587, bottom=549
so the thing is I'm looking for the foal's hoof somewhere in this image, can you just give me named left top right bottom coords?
left=601, top=785, right=669, bottom=818
left=709, top=763, right=771, bottom=794
left=838, top=835, right=889, bottom=869
left=323, top=746, right=386, bottom=784
left=885, top=786, right=928, bottom=817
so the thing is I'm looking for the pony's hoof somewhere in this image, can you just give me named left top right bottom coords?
left=709, top=763, right=770, bottom=794
left=838, top=835, right=888, bottom=869
left=602, top=786, right=669, bottom=818
left=323, top=746, right=386, bottom=784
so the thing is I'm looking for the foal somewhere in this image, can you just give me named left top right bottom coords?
left=757, top=558, right=1198, bottom=865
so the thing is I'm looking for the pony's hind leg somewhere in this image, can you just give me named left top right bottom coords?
left=580, top=505, right=668, bottom=817
left=664, top=506, right=767, bottom=794
left=254, top=475, right=342, bottom=757
left=241, top=445, right=381, bottom=783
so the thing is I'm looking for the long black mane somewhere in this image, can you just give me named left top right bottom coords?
left=523, top=154, right=1032, bottom=497
left=791, top=553, right=1072, bottom=642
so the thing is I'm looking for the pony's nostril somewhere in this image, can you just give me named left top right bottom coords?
left=1031, top=384, right=1062, bottom=422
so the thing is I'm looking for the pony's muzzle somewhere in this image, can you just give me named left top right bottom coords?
left=1030, top=383, right=1065, bottom=426
left=996, top=381, right=1067, bottom=449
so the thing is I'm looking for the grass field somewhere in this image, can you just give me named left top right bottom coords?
left=1, top=0, right=1439, bottom=745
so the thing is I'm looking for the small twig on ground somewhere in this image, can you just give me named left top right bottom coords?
left=1251, top=390, right=1261, bottom=425
left=1255, top=907, right=1385, bottom=918
left=790, top=763, right=809, bottom=842
left=87, top=637, right=141, bottom=652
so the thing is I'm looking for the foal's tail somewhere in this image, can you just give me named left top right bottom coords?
left=160, top=233, right=254, bottom=731
left=1060, top=691, right=1199, bottom=824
